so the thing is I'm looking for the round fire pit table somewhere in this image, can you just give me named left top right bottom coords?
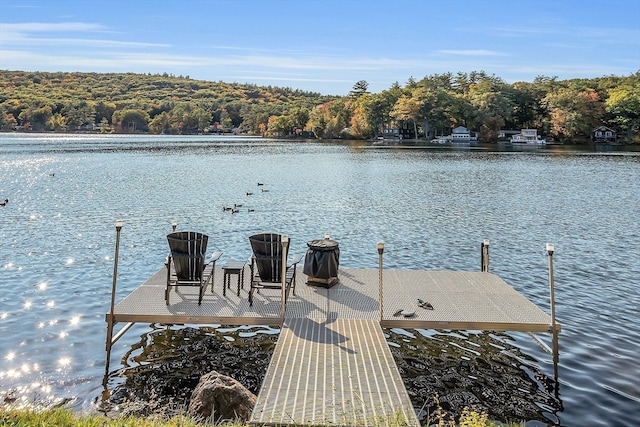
left=303, top=239, right=340, bottom=287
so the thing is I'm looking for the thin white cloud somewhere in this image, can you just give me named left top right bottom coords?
left=9, top=36, right=169, bottom=49
left=0, top=21, right=167, bottom=49
left=1, top=48, right=594, bottom=79
left=212, top=55, right=403, bottom=71
left=1, top=41, right=634, bottom=94
left=2, top=21, right=507, bottom=73
left=1, top=22, right=106, bottom=32
left=0, top=50, right=332, bottom=70
left=494, top=24, right=640, bottom=44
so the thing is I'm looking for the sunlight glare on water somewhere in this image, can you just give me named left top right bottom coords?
left=0, top=134, right=639, bottom=425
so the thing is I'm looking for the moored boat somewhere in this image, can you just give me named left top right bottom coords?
left=430, top=136, right=451, bottom=144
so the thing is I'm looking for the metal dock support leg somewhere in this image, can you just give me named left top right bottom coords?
left=546, top=243, right=560, bottom=383
left=103, top=220, right=123, bottom=387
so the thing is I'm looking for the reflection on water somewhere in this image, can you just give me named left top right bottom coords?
left=102, top=325, right=561, bottom=425
left=103, top=325, right=278, bottom=418
left=1, top=134, right=639, bottom=426
left=388, top=329, right=561, bottom=425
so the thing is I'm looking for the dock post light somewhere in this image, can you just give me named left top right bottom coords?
left=546, top=243, right=559, bottom=380
left=110, top=220, right=123, bottom=316
left=481, top=239, right=490, bottom=272
left=281, top=235, right=289, bottom=319
left=377, top=241, right=384, bottom=322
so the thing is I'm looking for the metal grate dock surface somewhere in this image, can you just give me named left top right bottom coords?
left=109, top=266, right=556, bottom=426
left=111, top=267, right=284, bottom=326
left=250, top=318, right=419, bottom=426
left=110, top=268, right=555, bottom=333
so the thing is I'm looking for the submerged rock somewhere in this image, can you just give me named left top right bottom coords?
left=188, top=371, right=256, bottom=422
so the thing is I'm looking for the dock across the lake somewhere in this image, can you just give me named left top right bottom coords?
left=106, top=266, right=559, bottom=426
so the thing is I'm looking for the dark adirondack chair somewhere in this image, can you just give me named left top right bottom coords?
left=248, top=233, right=302, bottom=306
left=165, top=231, right=222, bottom=305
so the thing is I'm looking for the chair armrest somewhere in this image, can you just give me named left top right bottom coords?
left=249, top=254, right=256, bottom=272
left=288, top=254, right=304, bottom=267
left=208, top=251, right=223, bottom=263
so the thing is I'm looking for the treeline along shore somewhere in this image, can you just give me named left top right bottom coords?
left=1, top=69, right=638, bottom=144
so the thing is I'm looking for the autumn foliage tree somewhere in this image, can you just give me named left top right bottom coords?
left=1, top=70, right=638, bottom=143
left=390, top=95, right=421, bottom=139
left=544, top=88, right=605, bottom=141
left=112, top=109, right=150, bottom=133
left=606, top=82, right=640, bottom=141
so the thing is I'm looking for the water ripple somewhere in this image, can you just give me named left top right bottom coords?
left=1, top=135, right=639, bottom=425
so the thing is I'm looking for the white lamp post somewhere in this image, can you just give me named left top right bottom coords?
left=280, top=235, right=289, bottom=318
left=377, top=241, right=384, bottom=322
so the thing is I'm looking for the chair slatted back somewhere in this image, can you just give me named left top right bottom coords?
left=167, top=231, right=208, bottom=281
left=250, top=233, right=288, bottom=282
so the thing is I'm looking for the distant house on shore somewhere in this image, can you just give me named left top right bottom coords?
left=382, top=128, right=401, bottom=139
left=591, top=126, right=617, bottom=143
left=382, top=124, right=415, bottom=140
left=510, top=129, right=546, bottom=145
left=498, top=130, right=521, bottom=140
left=451, top=126, right=471, bottom=142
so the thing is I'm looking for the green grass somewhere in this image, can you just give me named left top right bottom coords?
left=0, top=407, right=224, bottom=427
left=0, top=407, right=521, bottom=427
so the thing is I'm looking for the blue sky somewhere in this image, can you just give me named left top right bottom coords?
left=1, top=0, right=638, bottom=95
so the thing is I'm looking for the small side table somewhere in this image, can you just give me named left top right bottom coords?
left=221, top=260, right=246, bottom=296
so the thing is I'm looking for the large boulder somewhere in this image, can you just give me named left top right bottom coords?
left=188, top=371, right=256, bottom=422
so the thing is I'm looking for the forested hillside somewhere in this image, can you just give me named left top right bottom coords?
left=1, top=69, right=638, bottom=143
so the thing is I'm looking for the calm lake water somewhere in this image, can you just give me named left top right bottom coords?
left=0, top=134, right=638, bottom=425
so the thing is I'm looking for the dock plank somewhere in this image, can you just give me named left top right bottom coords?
left=251, top=318, right=419, bottom=426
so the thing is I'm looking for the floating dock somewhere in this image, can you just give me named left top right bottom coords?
left=106, top=263, right=559, bottom=426
left=108, top=268, right=556, bottom=332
